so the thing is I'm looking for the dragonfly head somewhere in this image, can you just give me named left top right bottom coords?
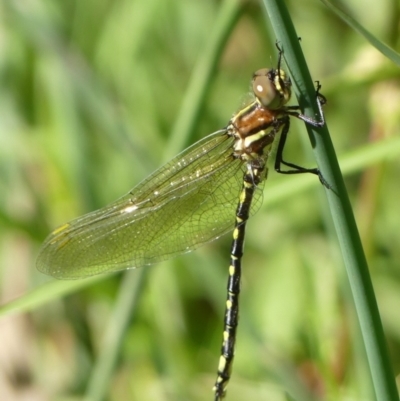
left=252, top=68, right=292, bottom=110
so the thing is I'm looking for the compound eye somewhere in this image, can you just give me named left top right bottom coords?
left=252, top=69, right=280, bottom=109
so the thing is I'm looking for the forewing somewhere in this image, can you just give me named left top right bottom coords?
left=37, top=131, right=259, bottom=278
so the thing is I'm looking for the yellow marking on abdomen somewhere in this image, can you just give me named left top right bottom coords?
left=239, top=189, right=246, bottom=203
left=223, top=330, right=229, bottom=342
left=218, top=356, right=227, bottom=372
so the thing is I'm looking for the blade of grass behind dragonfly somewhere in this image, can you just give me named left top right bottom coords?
left=320, top=0, right=400, bottom=66
left=83, top=1, right=243, bottom=400
left=165, top=0, right=242, bottom=160
left=260, top=1, right=399, bottom=400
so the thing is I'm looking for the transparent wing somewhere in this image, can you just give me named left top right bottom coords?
left=37, top=130, right=266, bottom=279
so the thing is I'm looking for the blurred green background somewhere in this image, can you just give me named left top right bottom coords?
left=1, top=0, right=400, bottom=400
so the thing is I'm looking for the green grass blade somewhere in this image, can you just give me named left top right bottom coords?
left=261, top=1, right=399, bottom=400
left=0, top=276, right=104, bottom=318
left=320, top=0, right=400, bottom=66
left=165, top=0, right=242, bottom=159
left=83, top=271, right=144, bottom=401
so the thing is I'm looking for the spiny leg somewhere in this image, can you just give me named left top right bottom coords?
left=213, top=165, right=262, bottom=401
left=285, top=81, right=326, bottom=128
left=274, top=79, right=331, bottom=189
left=272, top=48, right=328, bottom=184
left=273, top=117, right=330, bottom=188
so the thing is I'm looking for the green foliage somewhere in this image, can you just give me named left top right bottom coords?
left=1, top=0, right=400, bottom=400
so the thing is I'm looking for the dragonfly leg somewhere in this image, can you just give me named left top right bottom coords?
left=274, top=117, right=330, bottom=188
left=285, top=81, right=326, bottom=127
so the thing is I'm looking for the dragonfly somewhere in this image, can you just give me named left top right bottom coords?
left=37, top=44, right=327, bottom=401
